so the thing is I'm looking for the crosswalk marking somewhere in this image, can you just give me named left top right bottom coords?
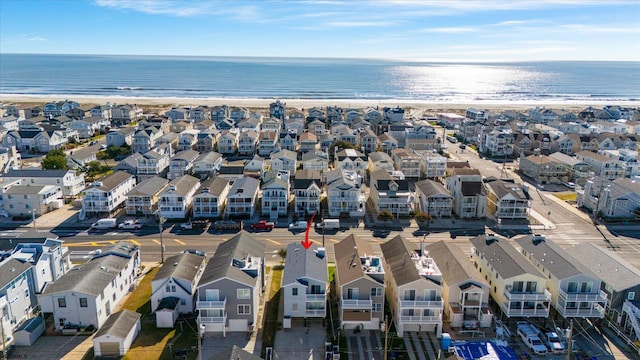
left=174, top=238, right=186, bottom=245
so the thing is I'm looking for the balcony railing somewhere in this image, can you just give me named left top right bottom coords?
left=399, top=315, right=441, bottom=323
left=399, top=298, right=443, bottom=309
left=199, top=314, right=226, bottom=324
left=341, top=298, right=373, bottom=309
left=197, top=299, right=226, bottom=309
left=305, top=309, right=326, bottom=316
left=500, top=304, right=549, bottom=317
left=306, top=294, right=326, bottom=302
left=504, top=289, right=551, bottom=302
left=558, top=289, right=608, bottom=303
left=557, top=304, right=605, bottom=318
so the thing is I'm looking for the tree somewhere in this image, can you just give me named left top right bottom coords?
left=377, top=209, right=394, bottom=221
left=41, top=150, right=68, bottom=170
left=277, top=248, right=287, bottom=264
left=415, top=211, right=432, bottom=222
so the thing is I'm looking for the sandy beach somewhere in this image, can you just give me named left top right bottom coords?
left=2, top=94, right=639, bottom=114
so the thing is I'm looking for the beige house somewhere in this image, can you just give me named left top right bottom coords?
left=334, top=235, right=385, bottom=330
left=515, top=234, right=607, bottom=319
left=425, top=241, right=493, bottom=329
left=125, top=176, right=169, bottom=216
left=518, top=154, right=567, bottom=185
left=391, top=149, right=421, bottom=179
left=470, top=234, right=551, bottom=318
left=484, top=180, right=531, bottom=220
left=380, top=236, right=443, bottom=337
left=445, top=168, right=487, bottom=219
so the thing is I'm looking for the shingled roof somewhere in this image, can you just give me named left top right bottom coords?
left=197, top=232, right=265, bottom=287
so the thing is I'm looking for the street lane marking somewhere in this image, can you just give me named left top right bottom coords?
left=330, top=238, right=339, bottom=243
left=152, top=239, right=161, bottom=245
left=109, top=240, right=115, bottom=244
left=174, top=238, right=186, bottom=245
left=264, top=238, right=282, bottom=245
left=130, top=240, right=141, bottom=245
left=91, top=242, right=98, bottom=246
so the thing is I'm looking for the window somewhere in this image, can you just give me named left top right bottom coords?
left=24, top=288, right=29, bottom=298
left=372, top=303, right=382, bottom=312
left=567, top=282, right=578, bottom=293
left=371, top=288, right=382, bottom=297
left=581, top=282, right=593, bottom=293
left=79, top=298, right=88, bottom=307
left=310, top=285, right=322, bottom=294
left=237, top=288, right=250, bottom=299
left=628, top=292, right=636, bottom=300
left=181, top=299, right=186, bottom=305
left=113, top=293, right=116, bottom=301
left=292, top=288, right=298, bottom=296
left=404, top=289, right=416, bottom=301
left=292, top=303, right=298, bottom=311
left=238, top=304, right=251, bottom=315
left=58, top=298, right=66, bottom=308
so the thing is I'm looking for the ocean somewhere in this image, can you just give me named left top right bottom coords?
left=1, top=54, right=639, bottom=103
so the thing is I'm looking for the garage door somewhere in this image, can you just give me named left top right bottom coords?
left=99, top=342, right=121, bottom=356
left=228, top=319, right=248, bottom=332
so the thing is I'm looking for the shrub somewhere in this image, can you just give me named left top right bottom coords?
left=377, top=209, right=394, bottom=221
left=415, top=212, right=431, bottom=222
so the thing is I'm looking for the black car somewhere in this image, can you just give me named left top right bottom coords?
left=459, top=143, right=467, bottom=149
left=372, top=229, right=391, bottom=238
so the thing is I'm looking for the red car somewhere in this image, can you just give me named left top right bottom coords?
left=251, top=220, right=275, bottom=231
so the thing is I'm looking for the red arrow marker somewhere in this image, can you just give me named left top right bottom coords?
left=302, top=212, right=317, bottom=250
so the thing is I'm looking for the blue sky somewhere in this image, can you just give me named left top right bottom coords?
left=1, top=0, right=639, bottom=61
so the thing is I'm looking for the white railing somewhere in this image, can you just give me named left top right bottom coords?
left=399, top=299, right=443, bottom=309
left=306, top=294, right=326, bottom=302
left=559, top=305, right=605, bottom=318
left=199, top=314, right=226, bottom=324
left=341, top=298, right=372, bottom=309
left=305, top=309, right=326, bottom=316
left=501, top=304, right=549, bottom=317
left=399, top=315, right=441, bottom=323
left=558, top=289, right=608, bottom=302
left=197, top=299, right=226, bottom=309
left=504, top=288, right=551, bottom=302
left=622, top=300, right=640, bottom=341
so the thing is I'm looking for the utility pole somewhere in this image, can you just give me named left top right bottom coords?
left=159, top=215, right=165, bottom=263
left=383, top=315, right=389, bottom=360
left=197, top=315, right=203, bottom=360
left=1, top=318, right=6, bottom=360
left=322, top=209, right=325, bottom=247
left=565, top=319, right=573, bottom=360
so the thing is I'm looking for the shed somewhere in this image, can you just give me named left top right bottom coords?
left=156, top=297, right=180, bottom=328
left=13, top=316, right=45, bottom=346
left=93, top=310, right=141, bottom=357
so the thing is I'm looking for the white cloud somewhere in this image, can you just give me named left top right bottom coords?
left=29, top=36, right=47, bottom=41
left=559, top=24, right=640, bottom=34
left=327, top=20, right=399, bottom=28
left=94, top=0, right=258, bottom=18
left=375, top=0, right=637, bottom=11
left=421, top=26, right=477, bottom=33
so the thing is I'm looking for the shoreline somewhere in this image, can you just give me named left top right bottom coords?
left=2, top=94, right=639, bottom=112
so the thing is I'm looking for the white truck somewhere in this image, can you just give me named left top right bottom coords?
left=315, top=219, right=340, bottom=230
left=516, top=322, right=548, bottom=356
left=91, top=218, right=117, bottom=230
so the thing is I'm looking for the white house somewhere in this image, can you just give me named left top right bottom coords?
left=281, top=242, right=328, bottom=327
left=326, top=169, right=366, bottom=217
left=226, top=176, right=260, bottom=219
left=92, top=310, right=141, bottom=357
left=335, top=148, right=367, bottom=179
left=158, top=175, right=200, bottom=219
left=261, top=174, right=290, bottom=219
left=106, top=127, right=135, bottom=148
left=0, top=258, right=36, bottom=340
left=293, top=170, right=322, bottom=217
left=10, top=237, right=71, bottom=294
left=81, top=171, right=136, bottom=219
left=484, top=180, right=531, bottom=220
left=2, top=184, right=63, bottom=217
left=391, top=149, right=421, bottom=179
left=151, top=252, right=206, bottom=317
left=579, top=178, right=640, bottom=219
left=192, top=177, right=230, bottom=219
left=369, top=169, right=413, bottom=217
left=2, top=169, right=85, bottom=199
left=38, top=242, right=140, bottom=331
left=445, top=168, right=487, bottom=219
left=168, top=150, right=199, bottom=180
left=270, top=149, right=297, bottom=175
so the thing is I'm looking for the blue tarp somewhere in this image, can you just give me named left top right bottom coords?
left=453, top=340, right=519, bottom=360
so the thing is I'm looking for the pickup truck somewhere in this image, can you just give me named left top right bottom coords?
left=251, top=220, right=275, bottom=231
left=517, top=322, right=548, bottom=356
left=180, top=220, right=208, bottom=230
left=118, top=219, right=143, bottom=230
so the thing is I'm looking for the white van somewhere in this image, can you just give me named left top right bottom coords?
left=91, top=218, right=117, bottom=230
left=315, top=219, right=340, bottom=230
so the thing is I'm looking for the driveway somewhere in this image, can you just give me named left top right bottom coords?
left=9, top=335, right=93, bottom=360
left=273, top=318, right=326, bottom=360
left=346, top=330, right=384, bottom=360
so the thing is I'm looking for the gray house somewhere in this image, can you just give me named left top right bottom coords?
left=281, top=242, right=328, bottom=328
left=196, top=232, right=265, bottom=335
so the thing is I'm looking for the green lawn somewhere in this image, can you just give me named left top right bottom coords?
left=554, top=192, right=577, bottom=202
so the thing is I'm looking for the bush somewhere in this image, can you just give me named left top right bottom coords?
left=415, top=211, right=432, bottom=222
left=377, top=209, right=394, bottom=221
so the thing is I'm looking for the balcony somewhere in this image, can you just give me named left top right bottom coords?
left=197, top=298, right=226, bottom=309
left=504, top=288, right=551, bottom=302
left=306, top=294, right=326, bottom=302
left=199, top=312, right=227, bottom=324
left=399, top=298, right=443, bottom=309
left=399, top=314, right=442, bottom=323
left=558, top=289, right=608, bottom=303
left=557, top=303, right=605, bottom=318
left=341, top=298, right=372, bottom=310
left=305, top=308, right=326, bottom=316
left=500, top=303, right=549, bottom=318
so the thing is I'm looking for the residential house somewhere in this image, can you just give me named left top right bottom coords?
left=111, top=104, right=143, bottom=125
left=279, top=131, right=298, bottom=152
left=425, top=241, right=493, bottom=329
left=196, top=232, right=265, bottom=334
left=38, top=242, right=139, bottom=330
left=308, top=119, right=326, bottom=137
left=261, top=174, right=289, bottom=219
left=406, top=138, right=439, bottom=152
left=598, top=149, right=640, bottom=178
left=568, top=134, right=600, bottom=152
left=299, top=132, right=318, bottom=153
left=269, top=100, right=286, bottom=121
left=414, top=151, right=447, bottom=179
left=282, top=242, right=328, bottom=326
left=4, top=130, right=68, bottom=153
left=151, top=252, right=206, bottom=314
left=326, top=169, right=366, bottom=217
left=333, top=125, right=358, bottom=147
left=552, top=135, right=577, bottom=155
left=92, top=310, right=141, bottom=357
left=229, top=107, right=249, bottom=122
left=307, top=107, right=326, bottom=122
left=193, top=152, right=223, bottom=177
left=113, top=153, right=142, bottom=175
left=318, top=133, right=336, bottom=152
left=165, top=107, right=189, bottom=122
left=360, top=128, right=379, bottom=154
left=479, top=130, right=514, bottom=158
left=66, top=147, right=97, bottom=169
left=226, top=177, right=260, bottom=219
left=335, top=148, right=367, bottom=179
left=236, top=117, right=260, bottom=133
left=529, top=107, right=560, bottom=124
left=2, top=184, right=63, bottom=217
left=270, top=149, right=297, bottom=175
left=369, top=170, right=412, bottom=217
left=125, top=176, right=168, bottom=216
left=516, top=234, right=607, bottom=319
left=547, top=152, right=593, bottom=185
left=218, top=163, right=246, bottom=182
left=301, top=151, right=329, bottom=172
left=195, top=131, right=218, bottom=153
left=384, top=107, right=405, bottom=123
left=132, top=127, right=163, bottom=154
left=576, top=150, right=626, bottom=180
left=445, top=168, right=487, bottom=219
left=579, top=178, right=640, bottom=219
left=106, top=127, right=135, bottom=148
left=261, top=117, right=281, bottom=133
left=484, top=180, right=531, bottom=220
left=236, top=130, right=258, bottom=156
left=437, top=113, right=465, bottom=129
left=69, top=116, right=110, bottom=139
left=42, top=100, right=79, bottom=118
left=217, top=131, right=238, bottom=155
left=327, top=106, right=344, bottom=124
left=244, top=155, right=266, bottom=179
left=518, top=154, right=568, bottom=185
left=255, top=131, right=276, bottom=157
left=288, top=110, right=305, bottom=122
left=0, top=116, right=19, bottom=131
left=0, top=258, right=36, bottom=340
left=284, top=118, right=305, bottom=136
left=293, top=170, right=322, bottom=217
left=380, top=235, right=443, bottom=337
left=569, top=242, right=640, bottom=337
left=81, top=171, right=136, bottom=218
left=391, top=149, right=421, bottom=179
left=469, top=234, right=551, bottom=318
left=334, top=235, right=385, bottom=330
left=194, top=119, right=215, bottom=132
left=193, top=177, right=230, bottom=219
left=210, top=105, right=230, bottom=122
left=414, top=179, right=453, bottom=218
left=2, top=169, right=85, bottom=199
left=140, top=115, right=171, bottom=134
left=175, top=129, right=197, bottom=151
left=367, top=152, right=395, bottom=177
left=168, top=150, right=199, bottom=180
left=158, top=175, right=200, bottom=219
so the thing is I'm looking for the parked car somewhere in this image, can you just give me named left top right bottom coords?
left=564, top=182, right=576, bottom=189
left=373, top=229, right=391, bottom=238
left=545, top=332, right=565, bottom=353
left=184, top=249, right=206, bottom=257
left=118, top=219, right=143, bottom=230
left=251, top=220, right=275, bottom=231
left=289, top=221, right=308, bottom=231
left=181, top=219, right=208, bottom=230
left=99, top=144, right=107, bottom=150
left=459, top=143, right=467, bottom=149
left=91, top=218, right=117, bottom=230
